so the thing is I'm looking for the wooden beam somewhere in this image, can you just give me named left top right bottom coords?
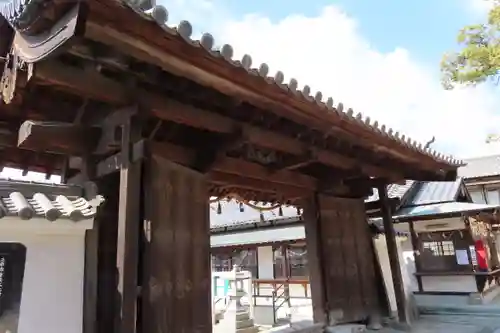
left=93, top=141, right=315, bottom=196
left=377, top=183, right=407, bottom=324
left=192, top=130, right=244, bottom=173
left=210, top=171, right=305, bottom=197
left=116, top=114, right=142, bottom=333
left=149, top=141, right=317, bottom=191
left=33, top=61, right=404, bottom=180
left=18, top=120, right=101, bottom=155
left=0, top=146, right=65, bottom=173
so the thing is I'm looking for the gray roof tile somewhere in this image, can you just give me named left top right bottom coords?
left=0, top=179, right=102, bottom=221
left=458, top=155, right=500, bottom=179
left=0, top=0, right=463, bottom=167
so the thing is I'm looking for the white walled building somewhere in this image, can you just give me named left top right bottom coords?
left=209, top=176, right=500, bottom=323
left=0, top=179, right=101, bottom=333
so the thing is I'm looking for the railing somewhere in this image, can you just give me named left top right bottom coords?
left=252, top=278, right=310, bottom=324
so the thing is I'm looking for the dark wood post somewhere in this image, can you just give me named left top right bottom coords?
left=408, top=221, right=423, bottom=292
left=116, top=115, right=143, bottom=333
left=301, top=194, right=328, bottom=324
left=377, top=183, right=407, bottom=323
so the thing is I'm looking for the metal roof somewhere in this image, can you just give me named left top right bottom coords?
left=458, top=155, right=500, bottom=179
left=403, top=179, right=462, bottom=207
left=0, top=179, right=101, bottom=222
left=394, top=202, right=500, bottom=221
left=0, top=0, right=462, bottom=168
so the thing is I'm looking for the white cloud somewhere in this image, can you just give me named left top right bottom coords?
left=468, top=0, right=495, bottom=16
left=214, top=6, right=500, bottom=159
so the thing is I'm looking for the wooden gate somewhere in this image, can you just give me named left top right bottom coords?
left=306, top=195, right=380, bottom=325
left=141, top=154, right=212, bottom=333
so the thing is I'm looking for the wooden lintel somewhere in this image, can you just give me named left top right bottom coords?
left=149, top=141, right=318, bottom=191
left=91, top=140, right=315, bottom=196
left=210, top=171, right=306, bottom=198
left=274, top=150, right=316, bottom=171
left=34, top=61, right=405, bottom=180
left=18, top=120, right=101, bottom=155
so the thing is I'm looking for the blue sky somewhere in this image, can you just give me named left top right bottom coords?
left=158, top=0, right=500, bottom=158
left=212, top=0, right=479, bottom=67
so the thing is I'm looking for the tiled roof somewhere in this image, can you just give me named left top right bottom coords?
left=0, top=0, right=463, bottom=168
left=0, top=179, right=102, bottom=221
left=403, top=179, right=463, bottom=207
left=458, top=155, right=500, bottom=179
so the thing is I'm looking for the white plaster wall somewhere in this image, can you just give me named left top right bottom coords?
left=0, top=228, right=86, bottom=333
left=398, top=220, right=480, bottom=295
left=412, top=217, right=465, bottom=233
left=257, top=246, right=274, bottom=279
left=421, top=275, right=477, bottom=292
left=373, top=236, right=414, bottom=315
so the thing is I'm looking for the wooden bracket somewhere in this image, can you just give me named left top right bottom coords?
left=96, top=140, right=146, bottom=178
left=192, top=128, right=244, bottom=173
left=93, top=106, right=140, bottom=154
left=17, top=120, right=102, bottom=155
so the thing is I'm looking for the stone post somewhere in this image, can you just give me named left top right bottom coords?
left=215, top=265, right=258, bottom=333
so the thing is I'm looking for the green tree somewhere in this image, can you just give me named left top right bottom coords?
left=441, top=0, right=500, bottom=89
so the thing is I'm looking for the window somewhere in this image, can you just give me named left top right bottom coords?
left=487, top=190, right=500, bottom=205
left=418, top=231, right=471, bottom=273
left=0, top=243, right=26, bottom=333
left=212, top=253, right=232, bottom=272
left=211, top=248, right=259, bottom=278
left=273, top=247, right=286, bottom=278
left=287, top=245, right=308, bottom=278
left=470, top=191, right=486, bottom=204
left=273, top=244, right=308, bottom=279
left=233, top=249, right=258, bottom=278
left=423, top=240, right=455, bottom=256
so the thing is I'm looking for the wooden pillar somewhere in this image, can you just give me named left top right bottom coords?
left=302, top=195, right=328, bottom=324
left=116, top=117, right=143, bottom=333
left=142, top=154, right=212, bottom=333
left=377, top=184, right=407, bottom=323
left=408, top=221, right=423, bottom=292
